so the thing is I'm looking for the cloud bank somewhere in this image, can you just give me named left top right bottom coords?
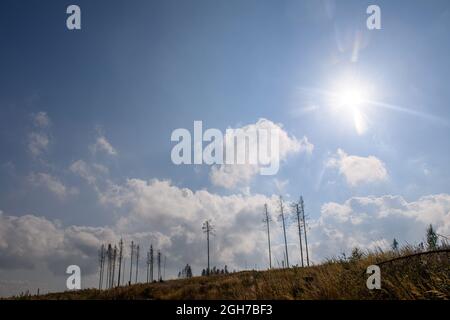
left=2, top=180, right=449, bottom=286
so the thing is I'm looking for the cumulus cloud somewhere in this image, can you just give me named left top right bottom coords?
left=309, top=194, right=450, bottom=260
left=90, top=135, right=117, bottom=156
left=32, top=112, right=50, bottom=128
left=0, top=212, right=116, bottom=274
left=28, top=112, right=51, bottom=157
left=69, top=160, right=112, bottom=199
left=28, top=132, right=49, bottom=157
left=2, top=175, right=450, bottom=295
left=102, top=179, right=272, bottom=230
left=0, top=179, right=280, bottom=281
left=210, top=119, right=313, bottom=189
left=326, top=149, right=388, bottom=186
left=70, top=160, right=98, bottom=186
left=28, top=172, right=78, bottom=199
left=209, top=164, right=259, bottom=190
left=100, top=178, right=292, bottom=273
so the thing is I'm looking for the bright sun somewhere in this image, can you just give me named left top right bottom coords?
left=337, top=86, right=365, bottom=108
left=330, top=76, right=373, bottom=135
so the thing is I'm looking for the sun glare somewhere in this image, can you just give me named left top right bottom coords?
left=330, top=76, right=373, bottom=135
left=337, top=86, right=365, bottom=108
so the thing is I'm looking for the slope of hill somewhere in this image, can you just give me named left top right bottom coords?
left=11, top=248, right=450, bottom=300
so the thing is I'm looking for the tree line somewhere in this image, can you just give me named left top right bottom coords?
left=98, top=240, right=165, bottom=290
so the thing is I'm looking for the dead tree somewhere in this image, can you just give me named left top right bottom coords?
left=146, top=250, right=150, bottom=283
left=262, top=204, right=272, bottom=269
left=129, top=241, right=135, bottom=285
left=98, top=244, right=106, bottom=290
left=291, top=200, right=304, bottom=267
left=278, top=196, right=289, bottom=268
left=202, top=220, right=215, bottom=275
left=117, top=238, right=123, bottom=287
left=157, top=250, right=162, bottom=281
left=106, top=244, right=113, bottom=289
left=149, top=244, right=154, bottom=282
left=111, top=245, right=117, bottom=288
left=122, top=256, right=126, bottom=286
left=105, top=244, right=110, bottom=289
left=299, top=196, right=310, bottom=266
left=135, top=245, right=140, bottom=283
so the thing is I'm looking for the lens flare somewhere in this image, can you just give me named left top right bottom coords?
left=330, top=76, right=372, bottom=135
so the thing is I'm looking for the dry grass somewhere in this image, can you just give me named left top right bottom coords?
left=12, top=248, right=450, bottom=300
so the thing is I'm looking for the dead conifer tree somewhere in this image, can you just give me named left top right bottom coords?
left=129, top=241, right=135, bottom=285
left=98, top=244, right=106, bottom=290
left=105, top=244, right=110, bottom=288
left=111, top=245, right=117, bottom=288
left=122, top=256, right=126, bottom=286
left=291, top=200, right=304, bottom=267
left=278, top=196, right=289, bottom=268
left=117, top=238, right=123, bottom=287
left=150, top=244, right=154, bottom=282
left=157, top=250, right=162, bottom=281
left=106, top=244, right=113, bottom=288
left=202, top=220, right=215, bottom=275
left=146, top=250, right=150, bottom=283
left=262, top=204, right=272, bottom=269
left=135, top=245, right=140, bottom=283
left=299, top=196, right=310, bottom=266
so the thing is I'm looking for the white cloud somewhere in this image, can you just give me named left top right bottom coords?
left=70, top=160, right=97, bottom=185
left=32, top=112, right=50, bottom=128
left=209, top=164, right=259, bottom=190
left=28, top=132, right=49, bottom=157
left=28, top=112, right=51, bottom=157
left=309, top=194, right=450, bottom=260
left=2, top=176, right=450, bottom=295
left=0, top=212, right=116, bottom=274
left=28, top=172, right=77, bottom=199
left=90, top=135, right=117, bottom=156
left=0, top=179, right=278, bottom=282
left=326, top=149, right=388, bottom=186
left=274, top=178, right=289, bottom=193
left=91, top=178, right=282, bottom=274
left=69, top=160, right=111, bottom=198
left=92, top=163, right=109, bottom=175
left=210, top=119, right=313, bottom=189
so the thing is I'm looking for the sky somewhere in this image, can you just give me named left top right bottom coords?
left=1, top=0, right=450, bottom=296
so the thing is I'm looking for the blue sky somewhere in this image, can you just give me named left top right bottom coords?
left=1, top=0, right=450, bottom=296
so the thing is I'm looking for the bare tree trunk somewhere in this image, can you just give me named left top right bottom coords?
left=146, top=250, right=150, bottom=283
left=202, top=220, right=214, bottom=275
left=135, top=245, right=139, bottom=283
left=150, top=245, right=154, bottom=282
left=295, top=203, right=304, bottom=267
left=111, top=245, right=117, bottom=288
left=129, top=241, right=134, bottom=285
left=98, top=244, right=105, bottom=290
left=263, top=204, right=272, bottom=269
left=122, top=257, right=126, bottom=286
left=107, top=244, right=113, bottom=289
left=117, top=239, right=123, bottom=287
left=300, top=197, right=310, bottom=266
left=279, top=196, right=289, bottom=268
left=157, top=251, right=161, bottom=281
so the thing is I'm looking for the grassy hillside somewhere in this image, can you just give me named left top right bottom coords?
left=12, top=248, right=450, bottom=300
